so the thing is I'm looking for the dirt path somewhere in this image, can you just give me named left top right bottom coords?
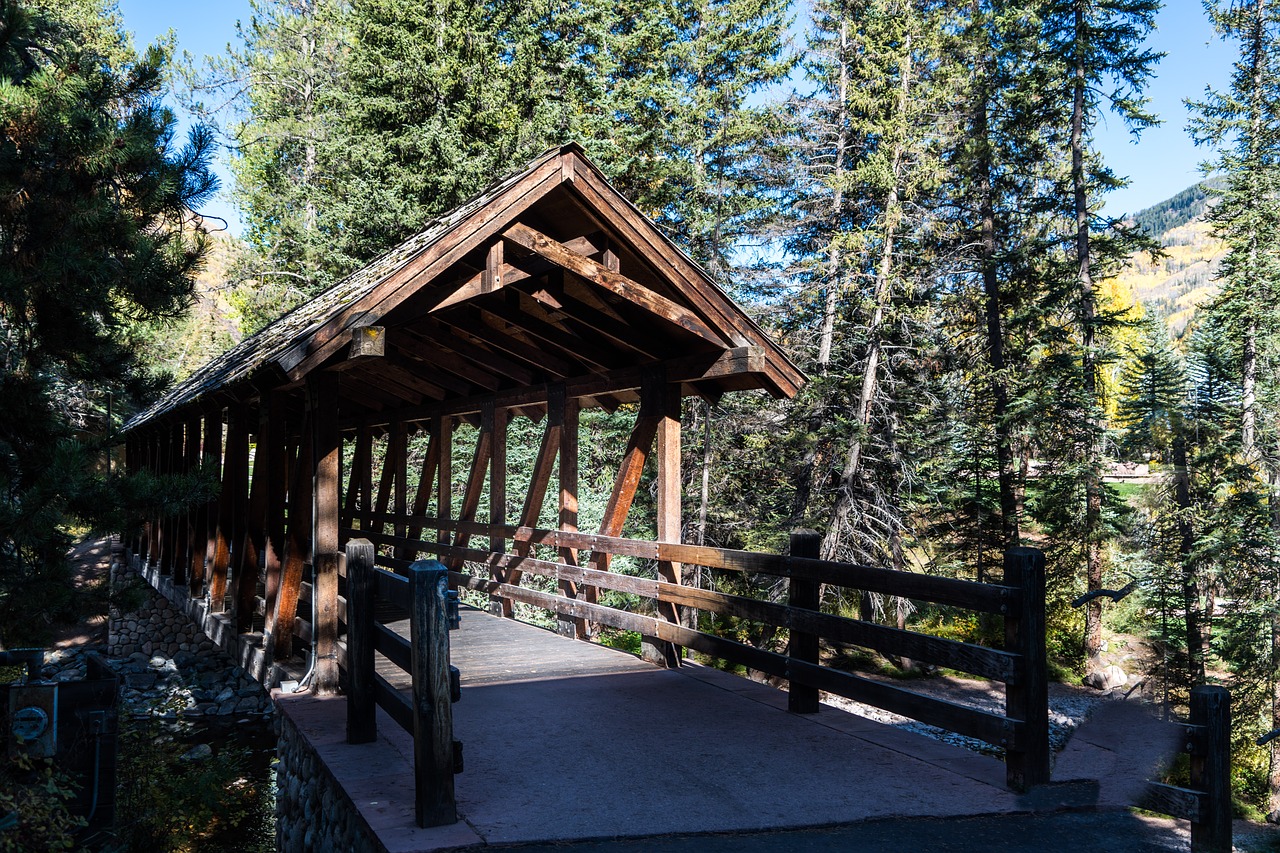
left=50, top=535, right=115, bottom=648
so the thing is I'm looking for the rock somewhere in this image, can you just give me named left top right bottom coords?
left=148, top=655, right=168, bottom=669
left=218, top=699, right=237, bottom=716
left=125, top=672, right=157, bottom=690
left=179, top=743, right=213, bottom=761
left=214, top=687, right=235, bottom=703
left=236, top=697, right=257, bottom=712
left=1083, top=664, right=1127, bottom=691
left=173, top=651, right=197, bottom=668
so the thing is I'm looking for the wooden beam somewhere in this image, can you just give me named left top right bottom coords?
left=392, top=418, right=408, bottom=553
left=271, top=412, right=313, bottom=662
left=200, top=413, right=223, bottom=597
left=343, top=419, right=371, bottom=533
left=311, top=372, right=342, bottom=694
left=209, top=409, right=237, bottom=613
left=482, top=239, right=503, bottom=294
left=487, top=404, right=507, bottom=614
left=447, top=413, right=492, bottom=569
left=400, top=428, right=439, bottom=560
left=503, top=222, right=722, bottom=345
left=558, top=390, right=582, bottom=638
left=437, top=416, right=452, bottom=551
left=277, top=155, right=564, bottom=381
left=648, top=366, right=682, bottom=667
left=500, top=399, right=561, bottom=616
left=261, top=393, right=288, bottom=642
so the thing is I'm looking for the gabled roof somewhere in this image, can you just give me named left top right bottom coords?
left=126, top=144, right=804, bottom=431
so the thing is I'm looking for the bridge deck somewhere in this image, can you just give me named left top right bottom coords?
left=279, top=606, right=1036, bottom=852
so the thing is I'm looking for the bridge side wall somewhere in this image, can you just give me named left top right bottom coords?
left=276, top=702, right=382, bottom=853
left=109, top=559, right=214, bottom=659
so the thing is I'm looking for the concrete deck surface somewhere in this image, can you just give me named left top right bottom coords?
left=276, top=607, right=1186, bottom=853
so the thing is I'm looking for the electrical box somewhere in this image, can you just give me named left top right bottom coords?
left=9, top=681, right=57, bottom=758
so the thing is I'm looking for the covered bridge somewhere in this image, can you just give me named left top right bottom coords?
left=121, top=144, right=1051, bottom=833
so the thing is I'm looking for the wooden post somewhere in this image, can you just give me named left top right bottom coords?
left=146, top=430, right=161, bottom=566
left=646, top=368, right=682, bottom=667
left=209, top=409, right=238, bottom=613
left=392, top=419, right=408, bottom=550
left=182, top=415, right=202, bottom=587
left=311, top=372, right=341, bottom=695
left=409, top=559, right=457, bottom=827
left=402, top=429, right=440, bottom=561
left=225, top=409, right=252, bottom=626
left=261, top=393, right=287, bottom=638
left=236, top=410, right=269, bottom=633
left=198, top=410, right=222, bottom=598
left=159, top=424, right=176, bottom=574
left=1004, top=547, right=1049, bottom=791
left=1190, top=685, right=1231, bottom=853
left=558, top=392, right=581, bottom=638
left=437, top=416, right=452, bottom=550
left=487, top=403, right=507, bottom=615
left=346, top=538, right=377, bottom=744
left=270, top=421, right=312, bottom=662
left=788, top=530, right=821, bottom=714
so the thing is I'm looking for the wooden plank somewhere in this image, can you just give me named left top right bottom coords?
left=181, top=415, right=201, bottom=586
left=311, top=372, right=342, bottom=694
left=482, top=239, right=502, bottom=294
left=346, top=538, right=377, bottom=744
left=1142, top=782, right=1204, bottom=823
left=502, top=403, right=560, bottom=605
left=437, top=416, right=452, bottom=550
left=788, top=531, right=821, bottom=713
left=1004, top=548, right=1049, bottom=791
left=375, top=622, right=412, bottom=672
left=343, top=420, right=370, bottom=532
left=373, top=672, right=414, bottom=734
left=503, top=222, right=723, bottom=344
left=392, top=419, right=408, bottom=552
left=407, top=318, right=536, bottom=387
left=372, top=430, right=396, bottom=534
left=391, top=330, right=502, bottom=391
left=262, top=417, right=293, bottom=643
left=645, top=366, right=681, bottom=666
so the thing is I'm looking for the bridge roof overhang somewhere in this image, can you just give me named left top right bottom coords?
left=123, top=143, right=805, bottom=433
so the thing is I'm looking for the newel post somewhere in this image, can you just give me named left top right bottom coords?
left=346, top=537, right=377, bottom=744
left=1004, top=546, right=1049, bottom=791
left=410, top=559, right=457, bottom=827
left=1190, top=685, right=1232, bottom=853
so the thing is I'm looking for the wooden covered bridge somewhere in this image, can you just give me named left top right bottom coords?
left=121, top=144, right=1060, bottom=847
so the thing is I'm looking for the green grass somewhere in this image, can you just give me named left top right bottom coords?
left=1106, top=482, right=1150, bottom=502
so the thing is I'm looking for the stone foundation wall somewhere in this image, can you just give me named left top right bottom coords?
left=276, top=708, right=382, bottom=853
left=109, top=559, right=212, bottom=659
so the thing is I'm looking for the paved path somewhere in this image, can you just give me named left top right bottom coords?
left=278, top=606, right=1218, bottom=852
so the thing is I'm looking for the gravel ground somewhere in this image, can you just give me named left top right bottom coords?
left=818, top=673, right=1108, bottom=757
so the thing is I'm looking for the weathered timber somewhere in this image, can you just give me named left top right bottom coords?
left=503, top=222, right=722, bottom=345
left=199, top=412, right=223, bottom=597
left=788, top=531, right=821, bottom=713
left=1189, top=686, right=1231, bottom=853
left=271, top=413, right=313, bottom=661
left=373, top=673, right=414, bottom=734
left=401, top=430, right=440, bottom=560
left=1004, top=548, right=1049, bottom=791
left=409, top=560, right=457, bottom=827
left=209, top=409, right=239, bottom=613
left=1142, top=782, right=1204, bottom=823
left=346, top=538, right=377, bottom=744
left=311, top=372, right=342, bottom=694
left=180, top=415, right=201, bottom=586
left=487, top=403, right=507, bottom=614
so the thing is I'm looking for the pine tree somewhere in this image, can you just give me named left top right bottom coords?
left=0, top=0, right=217, bottom=645
left=1115, top=317, right=1186, bottom=462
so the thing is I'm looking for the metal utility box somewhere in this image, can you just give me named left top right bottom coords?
left=8, top=681, right=58, bottom=758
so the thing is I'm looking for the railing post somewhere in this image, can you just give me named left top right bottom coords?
left=409, top=559, right=457, bottom=827
left=787, top=530, right=821, bottom=714
left=1190, top=685, right=1231, bottom=853
left=346, top=538, right=377, bottom=745
left=1004, top=546, right=1049, bottom=791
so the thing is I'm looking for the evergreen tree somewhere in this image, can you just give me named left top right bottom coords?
left=1115, top=317, right=1186, bottom=462
left=0, top=0, right=217, bottom=646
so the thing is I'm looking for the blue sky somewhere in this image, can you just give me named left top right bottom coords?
left=117, top=0, right=1233, bottom=236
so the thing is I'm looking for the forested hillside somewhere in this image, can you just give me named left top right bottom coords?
left=3, top=0, right=1278, bottom=823
left=1115, top=186, right=1224, bottom=334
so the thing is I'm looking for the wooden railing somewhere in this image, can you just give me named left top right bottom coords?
left=340, top=513, right=1051, bottom=792
left=1142, top=686, right=1232, bottom=853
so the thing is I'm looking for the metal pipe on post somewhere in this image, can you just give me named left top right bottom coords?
left=787, top=530, right=821, bottom=714
left=1190, top=685, right=1231, bottom=853
left=409, top=559, right=457, bottom=827
left=346, top=538, right=376, bottom=744
left=1004, top=547, right=1049, bottom=792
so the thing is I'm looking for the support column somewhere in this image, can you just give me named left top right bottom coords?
left=437, top=416, right=452, bottom=551
left=261, top=393, right=287, bottom=641
left=202, top=409, right=224, bottom=601
left=557, top=392, right=581, bottom=638
left=643, top=367, right=681, bottom=667
left=310, top=372, right=341, bottom=695
left=487, top=403, right=507, bottom=615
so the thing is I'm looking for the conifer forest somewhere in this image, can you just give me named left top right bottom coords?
left=4, top=0, right=1280, bottom=823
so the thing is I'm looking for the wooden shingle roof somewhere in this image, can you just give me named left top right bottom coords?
left=126, top=144, right=804, bottom=431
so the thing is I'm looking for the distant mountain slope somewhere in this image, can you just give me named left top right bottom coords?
left=1114, top=183, right=1224, bottom=336
left=1130, top=182, right=1213, bottom=238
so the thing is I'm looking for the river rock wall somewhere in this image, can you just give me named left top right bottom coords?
left=276, top=709, right=382, bottom=853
